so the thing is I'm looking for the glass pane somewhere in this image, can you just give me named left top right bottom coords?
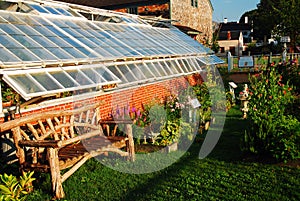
left=63, top=47, right=87, bottom=58
left=80, top=68, right=106, bottom=83
left=165, top=60, right=179, bottom=74
left=9, top=74, right=43, bottom=93
left=11, top=35, right=40, bottom=48
left=160, top=61, right=173, bottom=75
left=34, top=26, right=56, bottom=36
left=15, top=24, right=40, bottom=36
left=145, top=62, right=161, bottom=77
left=0, top=35, right=21, bottom=48
left=117, top=64, right=137, bottom=82
left=127, top=64, right=146, bottom=80
left=31, top=73, right=62, bottom=90
left=56, top=8, right=73, bottom=16
left=31, top=36, right=57, bottom=47
left=46, top=48, right=73, bottom=59
left=0, top=24, right=21, bottom=34
left=187, top=58, right=198, bottom=71
left=172, top=60, right=185, bottom=74
left=49, top=71, right=77, bottom=88
left=44, top=7, right=60, bottom=15
left=136, top=63, right=154, bottom=79
left=66, top=70, right=93, bottom=86
left=181, top=59, right=195, bottom=73
left=8, top=48, right=40, bottom=61
left=30, top=48, right=57, bottom=60
left=30, top=4, right=49, bottom=13
left=94, top=67, right=117, bottom=82
left=177, top=59, right=189, bottom=73
left=108, top=66, right=125, bottom=82
left=47, top=36, right=72, bottom=47
left=151, top=62, right=167, bottom=76
left=0, top=48, right=21, bottom=62
left=195, top=58, right=206, bottom=69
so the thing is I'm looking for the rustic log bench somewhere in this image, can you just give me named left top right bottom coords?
left=0, top=103, right=135, bottom=199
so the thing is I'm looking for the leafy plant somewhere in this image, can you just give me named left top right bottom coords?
left=0, top=171, right=35, bottom=201
left=243, top=66, right=300, bottom=162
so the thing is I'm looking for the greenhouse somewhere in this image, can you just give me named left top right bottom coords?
left=0, top=0, right=223, bottom=119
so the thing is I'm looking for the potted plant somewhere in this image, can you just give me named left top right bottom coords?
left=2, top=86, right=16, bottom=108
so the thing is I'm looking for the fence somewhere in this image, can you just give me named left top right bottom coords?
left=216, top=53, right=300, bottom=71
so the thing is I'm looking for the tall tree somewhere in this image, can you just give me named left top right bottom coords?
left=241, top=0, right=300, bottom=52
left=272, top=0, right=300, bottom=52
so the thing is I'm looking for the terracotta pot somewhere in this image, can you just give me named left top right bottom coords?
left=2, top=101, right=13, bottom=108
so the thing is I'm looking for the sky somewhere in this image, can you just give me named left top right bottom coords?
left=210, top=0, right=260, bottom=22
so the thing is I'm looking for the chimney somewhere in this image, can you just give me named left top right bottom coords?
left=245, top=16, right=248, bottom=24
left=224, top=18, right=227, bottom=24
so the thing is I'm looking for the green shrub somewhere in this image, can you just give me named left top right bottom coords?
left=243, top=66, right=300, bottom=162
left=0, top=171, right=35, bottom=201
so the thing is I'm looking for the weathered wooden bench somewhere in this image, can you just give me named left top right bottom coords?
left=0, top=102, right=135, bottom=199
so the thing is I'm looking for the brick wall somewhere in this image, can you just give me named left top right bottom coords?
left=1, top=74, right=203, bottom=122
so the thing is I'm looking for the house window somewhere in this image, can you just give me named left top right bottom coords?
left=127, top=7, right=138, bottom=14
left=191, top=0, right=198, bottom=8
left=220, top=47, right=225, bottom=53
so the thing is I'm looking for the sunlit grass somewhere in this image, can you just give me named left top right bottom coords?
left=17, top=107, right=300, bottom=200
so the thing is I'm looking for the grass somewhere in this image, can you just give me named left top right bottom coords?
left=2, top=106, right=299, bottom=200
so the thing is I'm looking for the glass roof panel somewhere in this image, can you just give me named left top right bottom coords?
left=10, top=35, right=41, bottom=48
left=8, top=48, right=41, bottom=61
left=181, top=58, right=195, bottom=73
left=0, top=34, right=22, bottom=48
left=47, top=71, right=77, bottom=88
left=46, top=47, right=73, bottom=60
left=145, top=62, right=161, bottom=77
left=0, top=6, right=221, bottom=70
left=126, top=63, right=146, bottom=80
left=93, top=66, right=120, bottom=82
left=31, top=73, right=62, bottom=91
left=29, top=4, right=50, bottom=14
left=80, top=68, right=107, bottom=83
left=177, top=59, right=189, bottom=74
left=107, top=65, right=127, bottom=83
left=151, top=62, right=167, bottom=76
left=2, top=64, right=121, bottom=100
left=117, top=64, right=137, bottom=82
left=0, top=47, right=21, bottom=63
left=29, top=48, right=57, bottom=60
left=197, top=55, right=225, bottom=65
left=160, top=61, right=173, bottom=75
left=44, top=7, right=61, bottom=15
left=65, top=69, right=93, bottom=86
left=7, top=74, right=44, bottom=94
left=135, top=63, right=153, bottom=79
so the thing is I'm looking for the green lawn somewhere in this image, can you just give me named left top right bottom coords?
left=4, top=107, right=300, bottom=200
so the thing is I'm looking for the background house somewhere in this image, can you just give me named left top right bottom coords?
left=215, top=18, right=252, bottom=56
left=58, top=0, right=214, bottom=44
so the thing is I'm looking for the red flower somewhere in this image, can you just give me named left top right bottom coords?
left=283, top=90, right=286, bottom=95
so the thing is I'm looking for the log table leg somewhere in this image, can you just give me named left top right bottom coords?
left=125, top=124, right=135, bottom=161
left=47, top=148, right=65, bottom=199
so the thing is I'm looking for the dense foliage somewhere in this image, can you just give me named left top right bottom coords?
left=0, top=171, right=35, bottom=201
left=243, top=65, right=300, bottom=162
left=240, top=0, right=300, bottom=51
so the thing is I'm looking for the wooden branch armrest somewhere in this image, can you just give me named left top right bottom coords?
left=19, top=140, right=62, bottom=148
left=60, top=130, right=101, bottom=147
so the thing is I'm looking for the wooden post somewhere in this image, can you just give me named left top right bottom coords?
left=125, top=124, right=135, bottom=161
left=11, top=127, right=25, bottom=165
left=47, top=148, right=65, bottom=199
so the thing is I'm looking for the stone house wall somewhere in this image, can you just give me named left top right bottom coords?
left=114, top=0, right=213, bottom=44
